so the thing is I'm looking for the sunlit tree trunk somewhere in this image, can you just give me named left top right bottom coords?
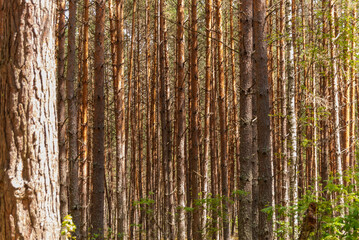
left=176, top=0, right=187, bottom=237
left=330, top=1, right=344, bottom=206
left=80, top=0, right=90, bottom=237
left=115, top=0, right=127, bottom=237
left=0, top=0, right=60, bottom=238
left=203, top=0, right=212, bottom=234
left=214, top=0, right=229, bottom=238
left=286, top=0, right=298, bottom=237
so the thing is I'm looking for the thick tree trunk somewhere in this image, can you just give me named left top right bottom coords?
left=0, top=0, right=60, bottom=238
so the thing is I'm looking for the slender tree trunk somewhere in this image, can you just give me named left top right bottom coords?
left=159, top=0, right=173, bottom=238
left=57, top=0, right=68, bottom=222
left=67, top=0, right=80, bottom=235
left=189, top=0, right=201, bottom=238
left=286, top=0, right=298, bottom=237
left=91, top=0, right=106, bottom=237
left=203, top=0, right=212, bottom=234
left=176, top=0, right=187, bottom=237
left=0, top=0, right=60, bottom=238
left=214, top=0, right=230, bottom=238
left=80, top=0, right=90, bottom=237
left=330, top=1, right=344, bottom=206
left=115, top=0, right=127, bottom=237
left=239, top=0, right=253, bottom=238
left=144, top=0, right=153, bottom=237
left=253, top=0, right=273, bottom=238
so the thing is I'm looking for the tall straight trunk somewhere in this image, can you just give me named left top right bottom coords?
left=203, top=0, right=212, bottom=233
left=127, top=1, right=137, bottom=237
left=320, top=0, right=329, bottom=194
left=0, top=0, right=60, bottom=238
left=144, top=0, right=153, bottom=237
left=91, top=0, right=106, bottom=237
left=286, top=0, right=298, bottom=236
left=210, top=44, right=219, bottom=240
left=229, top=0, right=239, bottom=208
left=57, top=0, right=68, bottom=221
left=176, top=0, right=187, bottom=237
left=189, top=0, right=201, bottom=238
left=81, top=0, right=90, bottom=237
left=115, top=0, right=127, bottom=237
left=159, top=0, right=174, bottom=238
left=253, top=0, right=273, bottom=239
left=350, top=8, right=356, bottom=176
left=239, top=0, right=253, bottom=239
left=280, top=0, right=289, bottom=234
left=67, top=0, right=80, bottom=234
left=330, top=1, right=343, bottom=204
left=151, top=1, right=159, bottom=237
left=214, top=0, right=229, bottom=238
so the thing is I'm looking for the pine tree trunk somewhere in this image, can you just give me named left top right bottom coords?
left=239, top=0, right=253, bottom=238
left=80, top=0, right=90, bottom=237
left=176, top=0, right=187, bottom=237
left=67, top=0, right=80, bottom=234
left=91, top=0, right=106, bottom=237
left=0, top=0, right=60, bottom=238
left=253, top=0, right=273, bottom=238
left=57, top=0, right=68, bottom=222
left=203, top=0, right=212, bottom=234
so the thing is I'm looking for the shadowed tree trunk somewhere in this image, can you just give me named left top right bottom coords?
left=90, top=0, right=106, bottom=238
left=239, top=0, right=253, bottom=238
left=57, top=0, right=68, bottom=222
left=67, top=0, right=80, bottom=235
left=253, top=0, right=273, bottom=238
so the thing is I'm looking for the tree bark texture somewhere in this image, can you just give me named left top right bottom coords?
left=0, top=0, right=60, bottom=238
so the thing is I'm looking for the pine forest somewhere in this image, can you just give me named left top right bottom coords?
left=1, top=0, right=359, bottom=239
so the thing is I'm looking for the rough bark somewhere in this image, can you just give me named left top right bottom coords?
left=115, top=0, right=127, bottom=237
left=253, top=0, right=273, bottom=238
left=80, top=0, right=89, bottom=237
left=67, top=0, right=80, bottom=234
left=203, top=0, right=212, bottom=233
left=214, top=0, right=229, bottom=238
left=239, top=0, right=253, bottom=238
left=90, top=0, right=106, bottom=238
left=0, top=0, right=60, bottom=238
left=298, top=202, right=317, bottom=240
left=176, top=0, right=187, bottom=237
left=57, top=0, right=68, bottom=222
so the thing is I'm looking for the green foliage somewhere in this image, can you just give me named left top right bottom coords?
left=270, top=172, right=359, bottom=239
left=61, top=215, right=76, bottom=240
